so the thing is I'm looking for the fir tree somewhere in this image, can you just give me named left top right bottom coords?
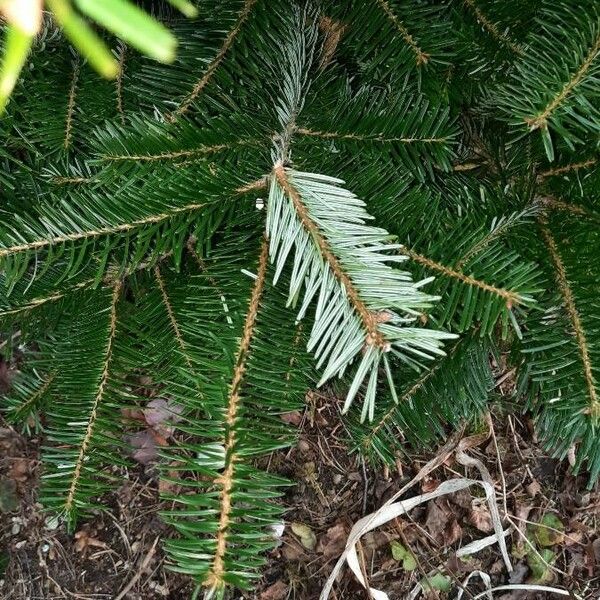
left=1, top=1, right=599, bottom=598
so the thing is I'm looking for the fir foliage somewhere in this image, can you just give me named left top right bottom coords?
left=1, top=0, right=599, bottom=597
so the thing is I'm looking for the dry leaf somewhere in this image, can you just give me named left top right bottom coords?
left=127, top=430, right=160, bottom=464
left=469, top=503, right=493, bottom=533
left=586, top=538, right=600, bottom=577
left=279, top=411, right=303, bottom=426
left=449, top=488, right=472, bottom=510
left=318, top=16, right=347, bottom=69
left=282, top=537, right=305, bottom=561
left=8, top=458, right=29, bottom=483
left=317, top=523, right=347, bottom=559
left=74, top=529, right=106, bottom=554
left=508, top=561, right=529, bottom=584
left=121, top=407, right=146, bottom=423
left=425, top=498, right=462, bottom=546
left=143, top=398, right=184, bottom=435
left=158, top=464, right=182, bottom=494
left=421, top=477, right=440, bottom=493
left=0, top=360, right=13, bottom=394
left=563, top=529, right=584, bottom=546
left=291, top=522, right=317, bottom=550
left=525, top=479, right=542, bottom=497
left=260, top=581, right=288, bottom=600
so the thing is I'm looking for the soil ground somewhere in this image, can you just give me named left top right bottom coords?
left=1, top=379, right=599, bottom=599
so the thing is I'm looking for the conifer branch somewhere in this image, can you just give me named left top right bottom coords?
left=362, top=361, right=441, bottom=450
left=169, top=0, right=258, bottom=121
left=186, top=239, right=234, bottom=324
left=50, top=176, right=94, bottom=185
left=401, top=247, right=522, bottom=306
left=273, top=164, right=385, bottom=348
left=64, top=59, right=80, bottom=150
left=13, top=373, right=55, bottom=421
left=374, top=0, right=429, bottom=65
left=49, top=176, right=268, bottom=194
left=0, top=287, right=84, bottom=317
left=0, top=202, right=206, bottom=260
left=539, top=158, right=598, bottom=178
left=234, top=176, right=268, bottom=194
left=115, top=43, right=126, bottom=125
left=463, top=0, right=523, bottom=55
left=205, top=236, right=269, bottom=590
left=525, top=33, right=600, bottom=130
left=154, top=266, right=193, bottom=369
left=539, top=221, right=599, bottom=418
left=541, top=197, right=599, bottom=221
left=0, top=253, right=173, bottom=319
left=296, top=127, right=448, bottom=144
left=64, top=281, right=122, bottom=513
left=455, top=208, right=536, bottom=269
left=286, top=325, right=303, bottom=384
left=100, top=139, right=262, bottom=162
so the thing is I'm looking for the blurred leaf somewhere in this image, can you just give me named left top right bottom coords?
left=530, top=513, right=564, bottom=547
left=421, top=572, right=452, bottom=592
left=166, top=0, right=198, bottom=18
left=1, top=0, right=42, bottom=35
left=291, top=522, right=317, bottom=550
left=390, top=540, right=417, bottom=571
left=75, top=0, right=177, bottom=63
left=0, top=25, right=33, bottom=114
left=527, top=548, right=556, bottom=583
left=47, top=0, right=118, bottom=78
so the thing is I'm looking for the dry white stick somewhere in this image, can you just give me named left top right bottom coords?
left=320, top=478, right=502, bottom=600
left=455, top=443, right=512, bottom=572
left=456, top=528, right=511, bottom=558
left=456, top=571, right=492, bottom=600
left=114, top=536, right=159, bottom=600
left=470, top=584, right=582, bottom=600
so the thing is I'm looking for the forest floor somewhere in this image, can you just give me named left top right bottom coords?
left=1, top=366, right=599, bottom=599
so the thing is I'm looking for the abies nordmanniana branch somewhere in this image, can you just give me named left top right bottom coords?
left=1, top=0, right=599, bottom=596
left=268, top=166, right=453, bottom=421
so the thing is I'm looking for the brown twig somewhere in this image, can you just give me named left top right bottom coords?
left=114, top=536, right=159, bottom=600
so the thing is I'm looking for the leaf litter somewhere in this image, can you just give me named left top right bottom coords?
left=0, top=382, right=599, bottom=598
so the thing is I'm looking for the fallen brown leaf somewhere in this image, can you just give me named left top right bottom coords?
left=127, top=430, right=159, bottom=465
left=143, top=398, right=184, bottom=436
left=425, top=497, right=462, bottom=547
left=74, top=529, right=107, bottom=554
left=469, top=503, right=493, bottom=533
left=592, top=538, right=600, bottom=564
left=317, top=523, right=347, bottom=560
left=0, top=359, right=14, bottom=394
left=279, top=411, right=303, bottom=426
left=318, top=16, right=347, bottom=69
left=525, top=479, right=542, bottom=497
left=421, top=477, right=440, bottom=493
left=260, top=580, right=288, bottom=600
left=8, top=458, right=30, bottom=482
left=282, top=536, right=305, bottom=561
